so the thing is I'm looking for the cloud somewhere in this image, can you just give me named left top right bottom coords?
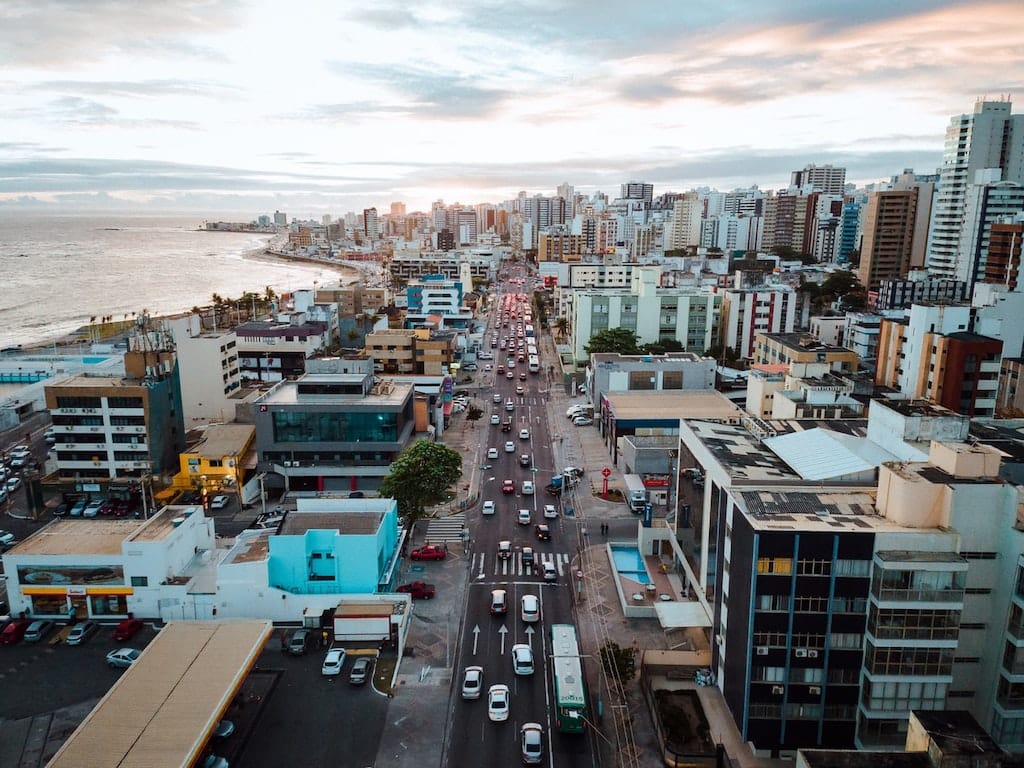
left=36, top=79, right=239, bottom=99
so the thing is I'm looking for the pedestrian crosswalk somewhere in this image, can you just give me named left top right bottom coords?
left=423, top=514, right=467, bottom=543
left=471, top=551, right=572, bottom=578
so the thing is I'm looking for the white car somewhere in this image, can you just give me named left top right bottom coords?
left=5, top=477, right=22, bottom=494
left=511, top=644, right=534, bottom=676
left=521, top=723, right=544, bottom=765
left=488, top=684, right=510, bottom=721
left=573, top=416, right=594, bottom=426
left=543, top=504, right=558, bottom=519
left=566, top=406, right=585, bottom=419
left=0, top=530, right=15, bottom=546
left=462, top=666, right=484, bottom=700
left=521, top=480, right=534, bottom=495
left=517, top=509, right=531, bottom=526
left=519, top=429, right=530, bottom=441
left=321, top=647, right=346, bottom=676
left=504, top=441, right=515, bottom=453
left=490, top=414, right=500, bottom=425
left=482, top=500, right=496, bottom=516
left=209, top=495, right=230, bottom=510
left=493, top=393, right=502, bottom=404
left=487, top=447, right=499, bottom=459
left=521, top=594, right=540, bottom=623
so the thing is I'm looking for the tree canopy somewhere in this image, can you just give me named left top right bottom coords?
left=640, top=338, right=685, bottom=355
left=379, top=440, right=463, bottom=524
left=584, top=328, right=641, bottom=356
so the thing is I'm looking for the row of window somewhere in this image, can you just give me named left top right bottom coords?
left=756, top=557, right=872, bottom=577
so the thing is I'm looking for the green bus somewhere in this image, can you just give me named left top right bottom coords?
left=550, top=623, right=587, bottom=733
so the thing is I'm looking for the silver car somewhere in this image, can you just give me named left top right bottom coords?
left=462, top=666, right=484, bottom=700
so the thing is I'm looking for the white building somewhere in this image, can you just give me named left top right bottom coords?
left=718, top=285, right=798, bottom=359
left=958, top=174, right=1024, bottom=286
left=168, top=316, right=242, bottom=427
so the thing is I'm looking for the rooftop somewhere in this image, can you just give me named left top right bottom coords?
left=47, top=621, right=272, bottom=768
left=737, top=490, right=902, bottom=533
left=187, top=423, right=255, bottom=459
left=879, top=399, right=959, bottom=418
left=260, top=377, right=412, bottom=407
left=760, top=332, right=855, bottom=354
left=6, top=507, right=199, bottom=556
left=605, top=391, right=742, bottom=422
left=279, top=511, right=383, bottom=536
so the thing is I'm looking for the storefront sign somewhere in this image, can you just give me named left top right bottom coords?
left=67, top=586, right=87, bottom=596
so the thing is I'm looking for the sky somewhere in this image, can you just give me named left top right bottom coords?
left=2, top=0, right=1024, bottom=215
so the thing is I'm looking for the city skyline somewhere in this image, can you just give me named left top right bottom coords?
left=2, top=0, right=1024, bottom=213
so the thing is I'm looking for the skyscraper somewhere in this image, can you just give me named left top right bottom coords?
left=363, top=207, right=379, bottom=241
left=620, top=181, right=654, bottom=203
left=926, top=98, right=1024, bottom=279
left=791, top=164, right=846, bottom=195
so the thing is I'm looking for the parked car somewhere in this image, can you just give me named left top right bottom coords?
left=511, top=643, right=534, bottom=675
left=521, top=723, right=544, bottom=765
left=209, top=495, right=230, bottom=510
left=0, top=620, right=29, bottom=645
left=0, top=530, right=15, bottom=547
left=409, top=545, right=446, bottom=561
left=461, top=665, right=484, bottom=700
left=106, top=648, right=142, bottom=668
left=573, top=416, right=594, bottom=426
left=482, top=500, right=495, bottom=516
left=321, top=647, right=346, bottom=675
left=487, top=684, right=510, bottom=722
left=349, top=656, right=372, bottom=685
left=288, top=628, right=310, bottom=656
left=501, top=480, right=515, bottom=495
left=24, top=620, right=55, bottom=643
left=5, top=477, right=21, bottom=494
left=396, top=581, right=436, bottom=599
left=82, top=499, right=104, bottom=518
left=69, top=498, right=87, bottom=517
left=112, top=618, right=143, bottom=641
left=213, top=720, right=235, bottom=739
left=66, top=621, right=99, bottom=645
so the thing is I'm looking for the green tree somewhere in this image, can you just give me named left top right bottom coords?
left=640, top=338, right=684, bottom=355
left=379, top=440, right=463, bottom=525
left=466, top=404, right=483, bottom=421
left=554, top=317, right=569, bottom=341
left=584, top=328, right=641, bottom=356
left=819, top=270, right=867, bottom=312
left=600, top=640, right=637, bottom=682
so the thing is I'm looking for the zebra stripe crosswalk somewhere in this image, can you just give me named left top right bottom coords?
left=471, top=551, right=571, bottom=578
left=423, top=514, right=467, bottom=543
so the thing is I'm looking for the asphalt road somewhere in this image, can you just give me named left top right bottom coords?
left=445, top=275, right=597, bottom=768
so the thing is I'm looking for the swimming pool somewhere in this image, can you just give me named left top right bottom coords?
left=610, top=545, right=651, bottom=585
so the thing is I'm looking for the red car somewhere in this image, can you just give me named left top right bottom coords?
left=501, top=480, right=515, bottom=495
left=396, top=581, right=436, bottom=599
left=409, top=545, right=446, bottom=561
left=112, top=618, right=143, bottom=641
left=0, top=620, right=29, bottom=645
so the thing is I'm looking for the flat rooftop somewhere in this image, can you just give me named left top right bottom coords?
left=259, top=378, right=412, bottom=407
left=48, top=620, right=272, bottom=768
left=46, top=372, right=138, bottom=388
left=280, top=511, right=383, bottom=536
left=6, top=507, right=201, bottom=556
left=606, top=391, right=742, bottom=422
left=188, top=423, right=255, bottom=459
left=736, top=490, right=908, bottom=533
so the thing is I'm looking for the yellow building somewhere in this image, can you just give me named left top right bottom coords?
left=171, top=423, right=256, bottom=498
left=754, top=332, right=859, bottom=374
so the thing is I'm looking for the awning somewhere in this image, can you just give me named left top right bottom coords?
left=654, top=600, right=712, bottom=629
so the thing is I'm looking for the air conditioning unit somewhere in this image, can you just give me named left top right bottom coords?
left=807, top=650, right=819, bottom=659
left=795, top=648, right=808, bottom=658
left=756, top=646, right=769, bottom=656
left=809, top=686, right=821, bottom=695
left=771, top=686, right=784, bottom=695
left=284, top=461, right=294, bottom=467
left=83, top=408, right=96, bottom=413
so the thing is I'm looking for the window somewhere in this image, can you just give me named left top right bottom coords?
left=757, top=557, right=792, bottom=575
left=130, top=576, right=149, bottom=587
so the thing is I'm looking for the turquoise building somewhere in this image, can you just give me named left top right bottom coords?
left=267, top=498, right=403, bottom=595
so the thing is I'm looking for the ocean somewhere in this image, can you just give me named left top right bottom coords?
left=0, top=213, right=345, bottom=350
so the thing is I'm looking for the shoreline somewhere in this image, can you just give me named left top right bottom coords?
left=13, top=245, right=364, bottom=354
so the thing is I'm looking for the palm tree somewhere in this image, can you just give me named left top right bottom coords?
left=555, top=317, right=569, bottom=341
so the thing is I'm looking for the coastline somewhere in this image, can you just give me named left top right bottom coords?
left=14, top=244, right=363, bottom=354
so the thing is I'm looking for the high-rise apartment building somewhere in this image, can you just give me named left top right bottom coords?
left=857, top=189, right=920, bottom=291
left=362, top=207, right=379, bottom=241
left=957, top=175, right=1024, bottom=287
left=273, top=210, right=287, bottom=226
left=620, top=181, right=654, bottom=204
left=927, top=99, right=1024, bottom=279
left=668, top=192, right=703, bottom=250
left=390, top=202, right=406, bottom=216
left=791, top=164, right=847, bottom=195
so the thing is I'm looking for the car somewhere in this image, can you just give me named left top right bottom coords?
left=497, top=366, right=505, bottom=375
left=97, top=499, right=118, bottom=516
left=521, top=723, right=544, bottom=765
left=487, top=684, right=510, bottom=722
left=535, top=524, right=551, bottom=541
left=573, top=416, right=594, bottom=426
left=289, top=628, right=311, bottom=656
left=409, top=545, right=446, bottom=561
left=69, top=498, right=87, bottom=517
left=501, top=480, right=515, bottom=495
left=24, top=620, right=54, bottom=643
left=504, top=441, right=515, bottom=453
left=82, top=499, right=104, bottom=518
left=519, top=372, right=527, bottom=381
left=516, top=385, right=524, bottom=394
left=490, top=414, right=500, bottom=425
left=505, top=400, right=515, bottom=412
left=505, top=371, right=514, bottom=379
left=543, top=561, right=558, bottom=582
left=482, top=500, right=496, bottom=516
left=462, top=363, right=478, bottom=372
left=511, top=643, right=534, bottom=675
left=44, top=429, right=57, bottom=444
left=213, top=720, right=235, bottom=739
left=487, top=447, right=499, bottom=459
left=10, top=445, right=30, bottom=461
left=519, top=454, right=531, bottom=467
left=501, top=419, right=513, bottom=433
left=66, top=620, right=99, bottom=645
left=322, top=646, right=346, bottom=675
left=5, top=477, right=21, bottom=494
left=522, top=480, right=534, bottom=495
left=566, top=405, right=586, bottom=418
left=462, top=665, right=484, bottom=700
left=519, top=429, right=530, bottom=441
left=0, top=620, right=29, bottom=645
left=497, top=540, right=512, bottom=560
left=210, top=495, right=230, bottom=510
left=543, top=504, right=558, bottom=519
left=521, top=594, right=540, bottom=623
left=490, top=589, right=508, bottom=615
left=479, top=352, right=493, bottom=360
left=203, top=755, right=229, bottom=768
left=106, top=647, right=142, bottom=668
left=0, top=530, right=14, bottom=547
left=113, top=618, right=143, bottom=641
left=349, top=656, right=372, bottom=684
left=493, top=392, right=502, bottom=403
left=396, top=581, right=436, bottom=599
left=521, top=545, right=534, bottom=568
left=517, top=509, right=531, bottom=525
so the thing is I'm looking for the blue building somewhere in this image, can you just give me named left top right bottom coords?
left=267, top=498, right=404, bottom=595
left=838, top=199, right=862, bottom=263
